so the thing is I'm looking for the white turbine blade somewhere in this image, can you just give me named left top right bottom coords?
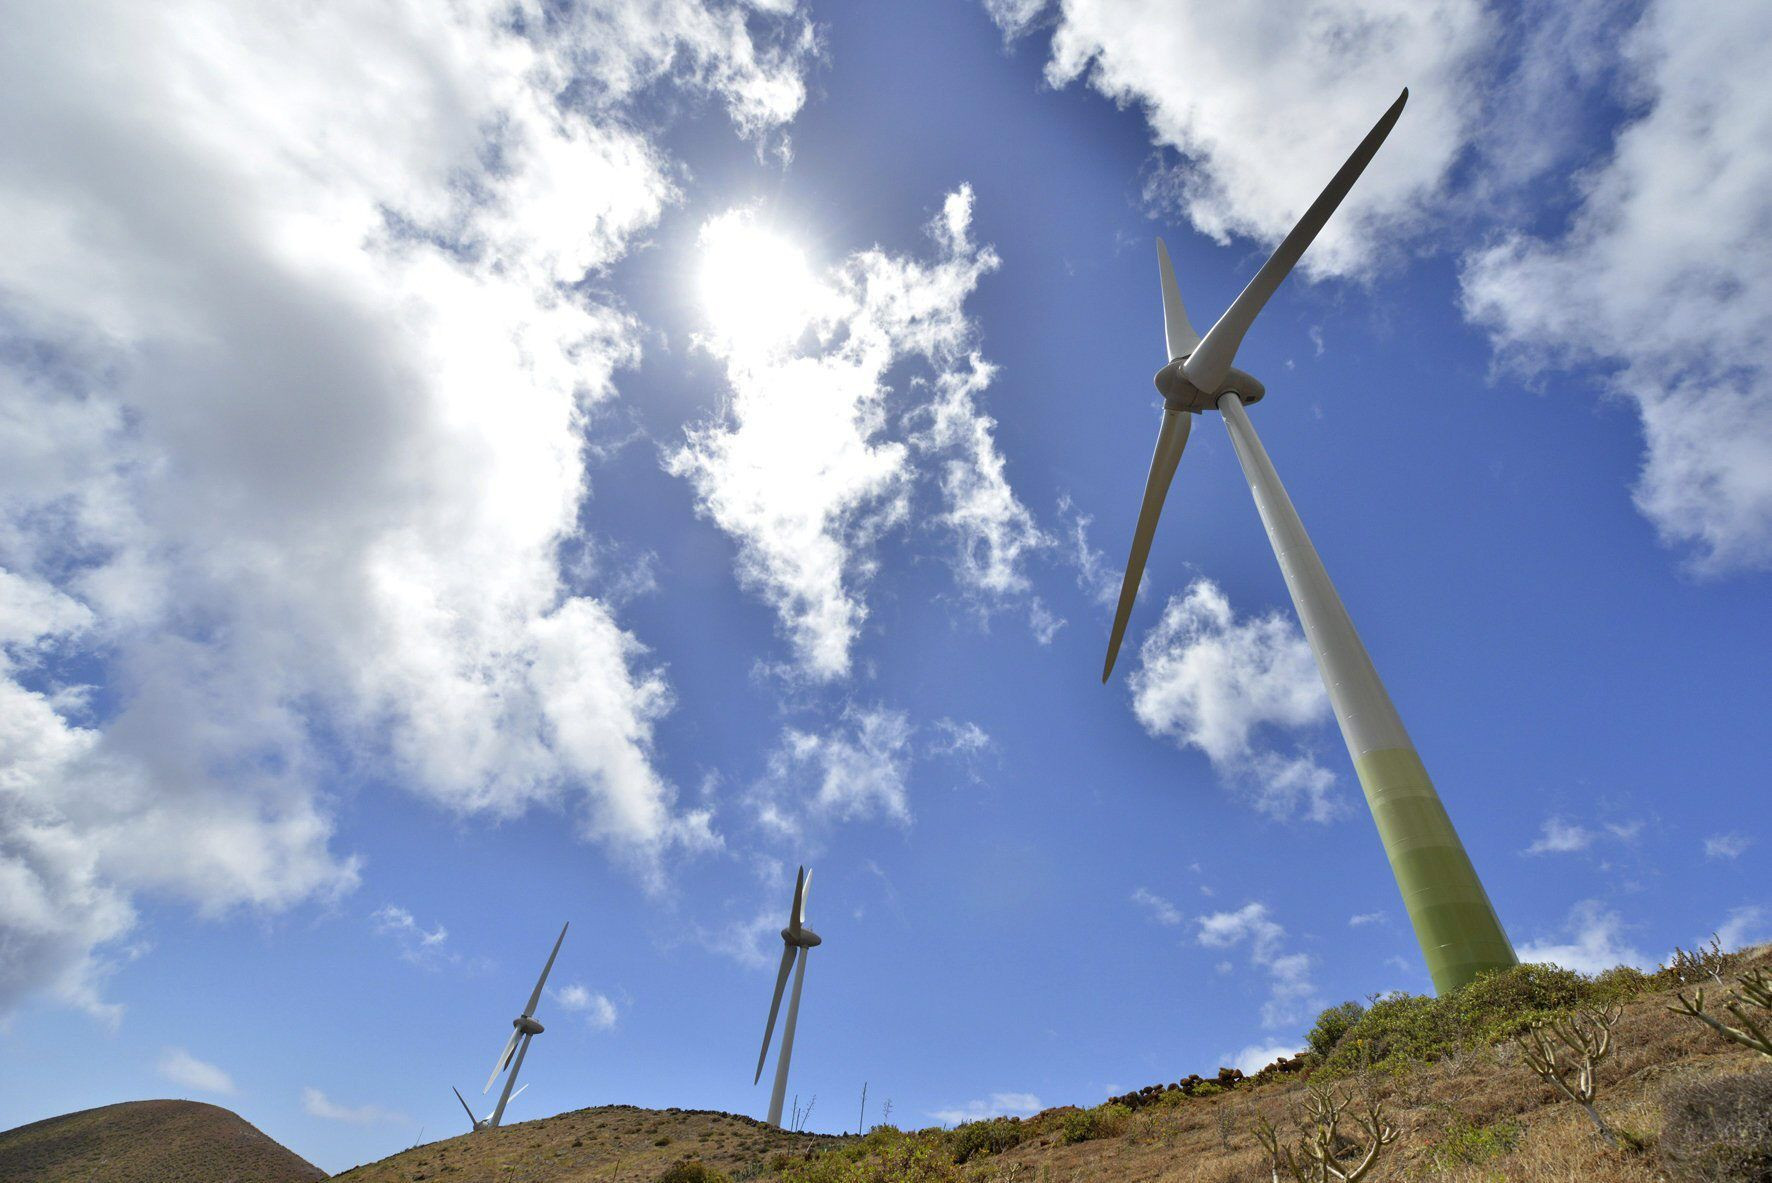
left=754, top=943, right=795, bottom=1084
left=509, top=1082, right=529, bottom=1104
left=1103, top=408, right=1192, bottom=682
left=522, top=921, right=569, bottom=1019
left=788, top=866, right=806, bottom=932
left=453, top=1086, right=478, bottom=1126
left=1182, top=89, right=1407, bottom=394
left=485, top=1027, right=520, bottom=1094
left=1156, top=238, right=1200, bottom=361
left=799, top=868, right=812, bottom=926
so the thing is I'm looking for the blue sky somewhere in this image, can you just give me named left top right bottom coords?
left=3, top=0, right=1768, bottom=1173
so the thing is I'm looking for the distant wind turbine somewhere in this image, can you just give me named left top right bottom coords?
left=754, top=866, right=821, bottom=1127
left=1100, top=89, right=1517, bottom=994
left=464, top=920, right=567, bottom=1130
left=451, top=1082, right=525, bottom=1132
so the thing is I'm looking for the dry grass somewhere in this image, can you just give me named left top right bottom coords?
left=0, top=1098, right=326, bottom=1183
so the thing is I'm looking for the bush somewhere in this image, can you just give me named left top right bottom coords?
left=1060, top=1104, right=1132, bottom=1144
left=1590, top=965, right=1655, bottom=1004
left=658, top=1161, right=732, bottom=1183
left=1318, top=993, right=1459, bottom=1078
left=946, top=1117, right=1023, bottom=1163
left=1661, top=1070, right=1772, bottom=1183
left=1446, top=963, right=1593, bottom=1042
left=1428, top=1116, right=1521, bottom=1169
left=1307, top=1001, right=1367, bottom=1058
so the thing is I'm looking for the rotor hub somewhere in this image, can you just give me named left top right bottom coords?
left=514, top=1016, right=544, bottom=1035
left=1154, top=358, right=1265, bottom=411
left=782, top=926, right=822, bottom=948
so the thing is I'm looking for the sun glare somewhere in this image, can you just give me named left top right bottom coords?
left=697, top=212, right=823, bottom=352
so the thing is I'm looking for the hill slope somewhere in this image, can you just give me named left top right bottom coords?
left=0, top=1098, right=326, bottom=1183
left=332, top=1105, right=836, bottom=1182
left=337, top=954, right=1768, bottom=1182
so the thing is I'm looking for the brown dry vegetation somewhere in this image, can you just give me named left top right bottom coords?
left=335, top=947, right=1770, bottom=1183
left=0, top=1098, right=326, bottom=1183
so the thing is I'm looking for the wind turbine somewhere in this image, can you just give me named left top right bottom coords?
left=754, top=866, right=821, bottom=1128
left=466, top=920, right=567, bottom=1130
left=451, top=1082, right=525, bottom=1133
left=1100, top=89, right=1517, bottom=995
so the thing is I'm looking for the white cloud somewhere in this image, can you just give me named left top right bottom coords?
left=991, top=0, right=1491, bottom=278
left=672, top=187, right=1046, bottom=680
left=929, top=1092, right=1042, bottom=1125
left=1056, top=493, right=1121, bottom=609
left=1196, top=901, right=1317, bottom=1027
left=0, top=0, right=813, bottom=1019
left=1461, top=0, right=1772, bottom=573
left=1525, top=817, right=1596, bottom=855
left=1705, top=832, right=1753, bottom=860
left=301, top=1086, right=408, bottom=1126
left=370, top=905, right=451, bottom=967
left=157, top=1048, right=234, bottom=1096
left=1226, top=1040, right=1304, bottom=1076
left=1131, top=887, right=1182, bottom=926
left=1715, top=906, right=1768, bottom=953
left=553, top=983, right=619, bottom=1030
left=1516, top=900, right=1650, bottom=975
left=1348, top=911, right=1385, bottom=927
left=1129, top=580, right=1337, bottom=822
left=756, top=705, right=915, bottom=835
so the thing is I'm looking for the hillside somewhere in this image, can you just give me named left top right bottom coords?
left=0, top=1098, right=326, bottom=1183
left=332, top=1105, right=838, bottom=1182
left=336, top=949, right=1769, bottom=1182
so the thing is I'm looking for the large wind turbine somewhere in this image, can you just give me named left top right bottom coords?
left=467, top=921, right=568, bottom=1130
left=754, top=866, right=821, bottom=1128
left=451, top=1082, right=525, bottom=1133
left=1100, top=90, right=1517, bottom=994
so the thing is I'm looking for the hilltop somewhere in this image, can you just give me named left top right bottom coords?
left=0, top=1098, right=326, bottom=1183
left=331, top=1105, right=838, bottom=1182
left=336, top=947, right=1769, bottom=1182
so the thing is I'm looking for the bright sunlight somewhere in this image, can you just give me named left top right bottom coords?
left=696, top=210, right=825, bottom=353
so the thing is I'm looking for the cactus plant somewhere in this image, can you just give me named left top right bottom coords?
left=1669, top=966, right=1772, bottom=1058
left=1515, top=1005, right=1623, bottom=1146
left=1252, top=1083, right=1397, bottom=1183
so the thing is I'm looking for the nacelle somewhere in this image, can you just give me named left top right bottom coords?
left=514, top=1016, right=544, bottom=1035
left=781, top=926, right=823, bottom=948
left=1154, top=358, right=1266, bottom=412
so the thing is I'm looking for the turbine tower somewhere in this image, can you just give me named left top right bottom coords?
left=1101, top=90, right=1517, bottom=995
left=754, top=866, right=821, bottom=1127
left=469, top=920, right=567, bottom=1130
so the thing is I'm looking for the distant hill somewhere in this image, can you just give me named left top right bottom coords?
left=331, top=1104, right=838, bottom=1182
left=0, top=1099, right=325, bottom=1183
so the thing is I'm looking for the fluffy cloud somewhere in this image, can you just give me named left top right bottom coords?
left=1516, top=900, right=1650, bottom=975
left=1129, top=580, right=1337, bottom=821
left=553, top=983, right=619, bottom=1031
left=157, top=1048, right=235, bottom=1096
left=1705, top=832, right=1753, bottom=861
left=756, top=706, right=915, bottom=835
left=1716, top=906, right=1768, bottom=953
left=1462, top=0, right=1772, bottom=574
left=1226, top=1040, right=1304, bottom=1076
left=1524, top=817, right=1595, bottom=855
left=1196, top=901, right=1317, bottom=1027
left=371, top=905, right=451, bottom=968
left=1131, top=887, right=1183, bottom=926
left=672, top=187, right=1048, bottom=680
left=929, top=1092, right=1043, bottom=1126
left=301, top=1086, right=408, bottom=1126
left=990, top=0, right=1491, bottom=277
left=0, top=0, right=813, bottom=1019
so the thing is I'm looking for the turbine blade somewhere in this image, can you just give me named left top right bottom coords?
left=1156, top=238, right=1200, bottom=361
left=1182, top=88, right=1407, bottom=393
left=509, top=1082, right=529, bottom=1103
left=788, top=866, right=806, bottom=933
left=485, top=1027, right=520, bottom=1094
left=453, top=1086, right=477, bottom=1126
left=754, top=943, right=795, bottom=1084
left=1102, top=408, right=1192, bottom=682
left=799, top=868, right=812, bottom=925
left=522, top=921, right=569, bottom=1019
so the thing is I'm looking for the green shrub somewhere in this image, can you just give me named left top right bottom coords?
left=1447, top=963, right=1593, bottom=1042
left=1190, top=1082, right=1224, bottom=1098
left=658, top=1160, right=732, bottom=1183
left=1660, top=1070, right=1772, bottom=1182
left=1060, top=1104, right=1131, bottom=1145
left=1307, top=1001, right=1367, bottom=1058
left=777, top=1133, right=957, bottom=1183
left=1428, top=1116, right=1521, bottom=1169
left=1318, top=992, right=1459, bottom=1078
left=1590, top=965, right=1654, bottom=1004
left=946, top=1117, right=1024, bottom=1163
